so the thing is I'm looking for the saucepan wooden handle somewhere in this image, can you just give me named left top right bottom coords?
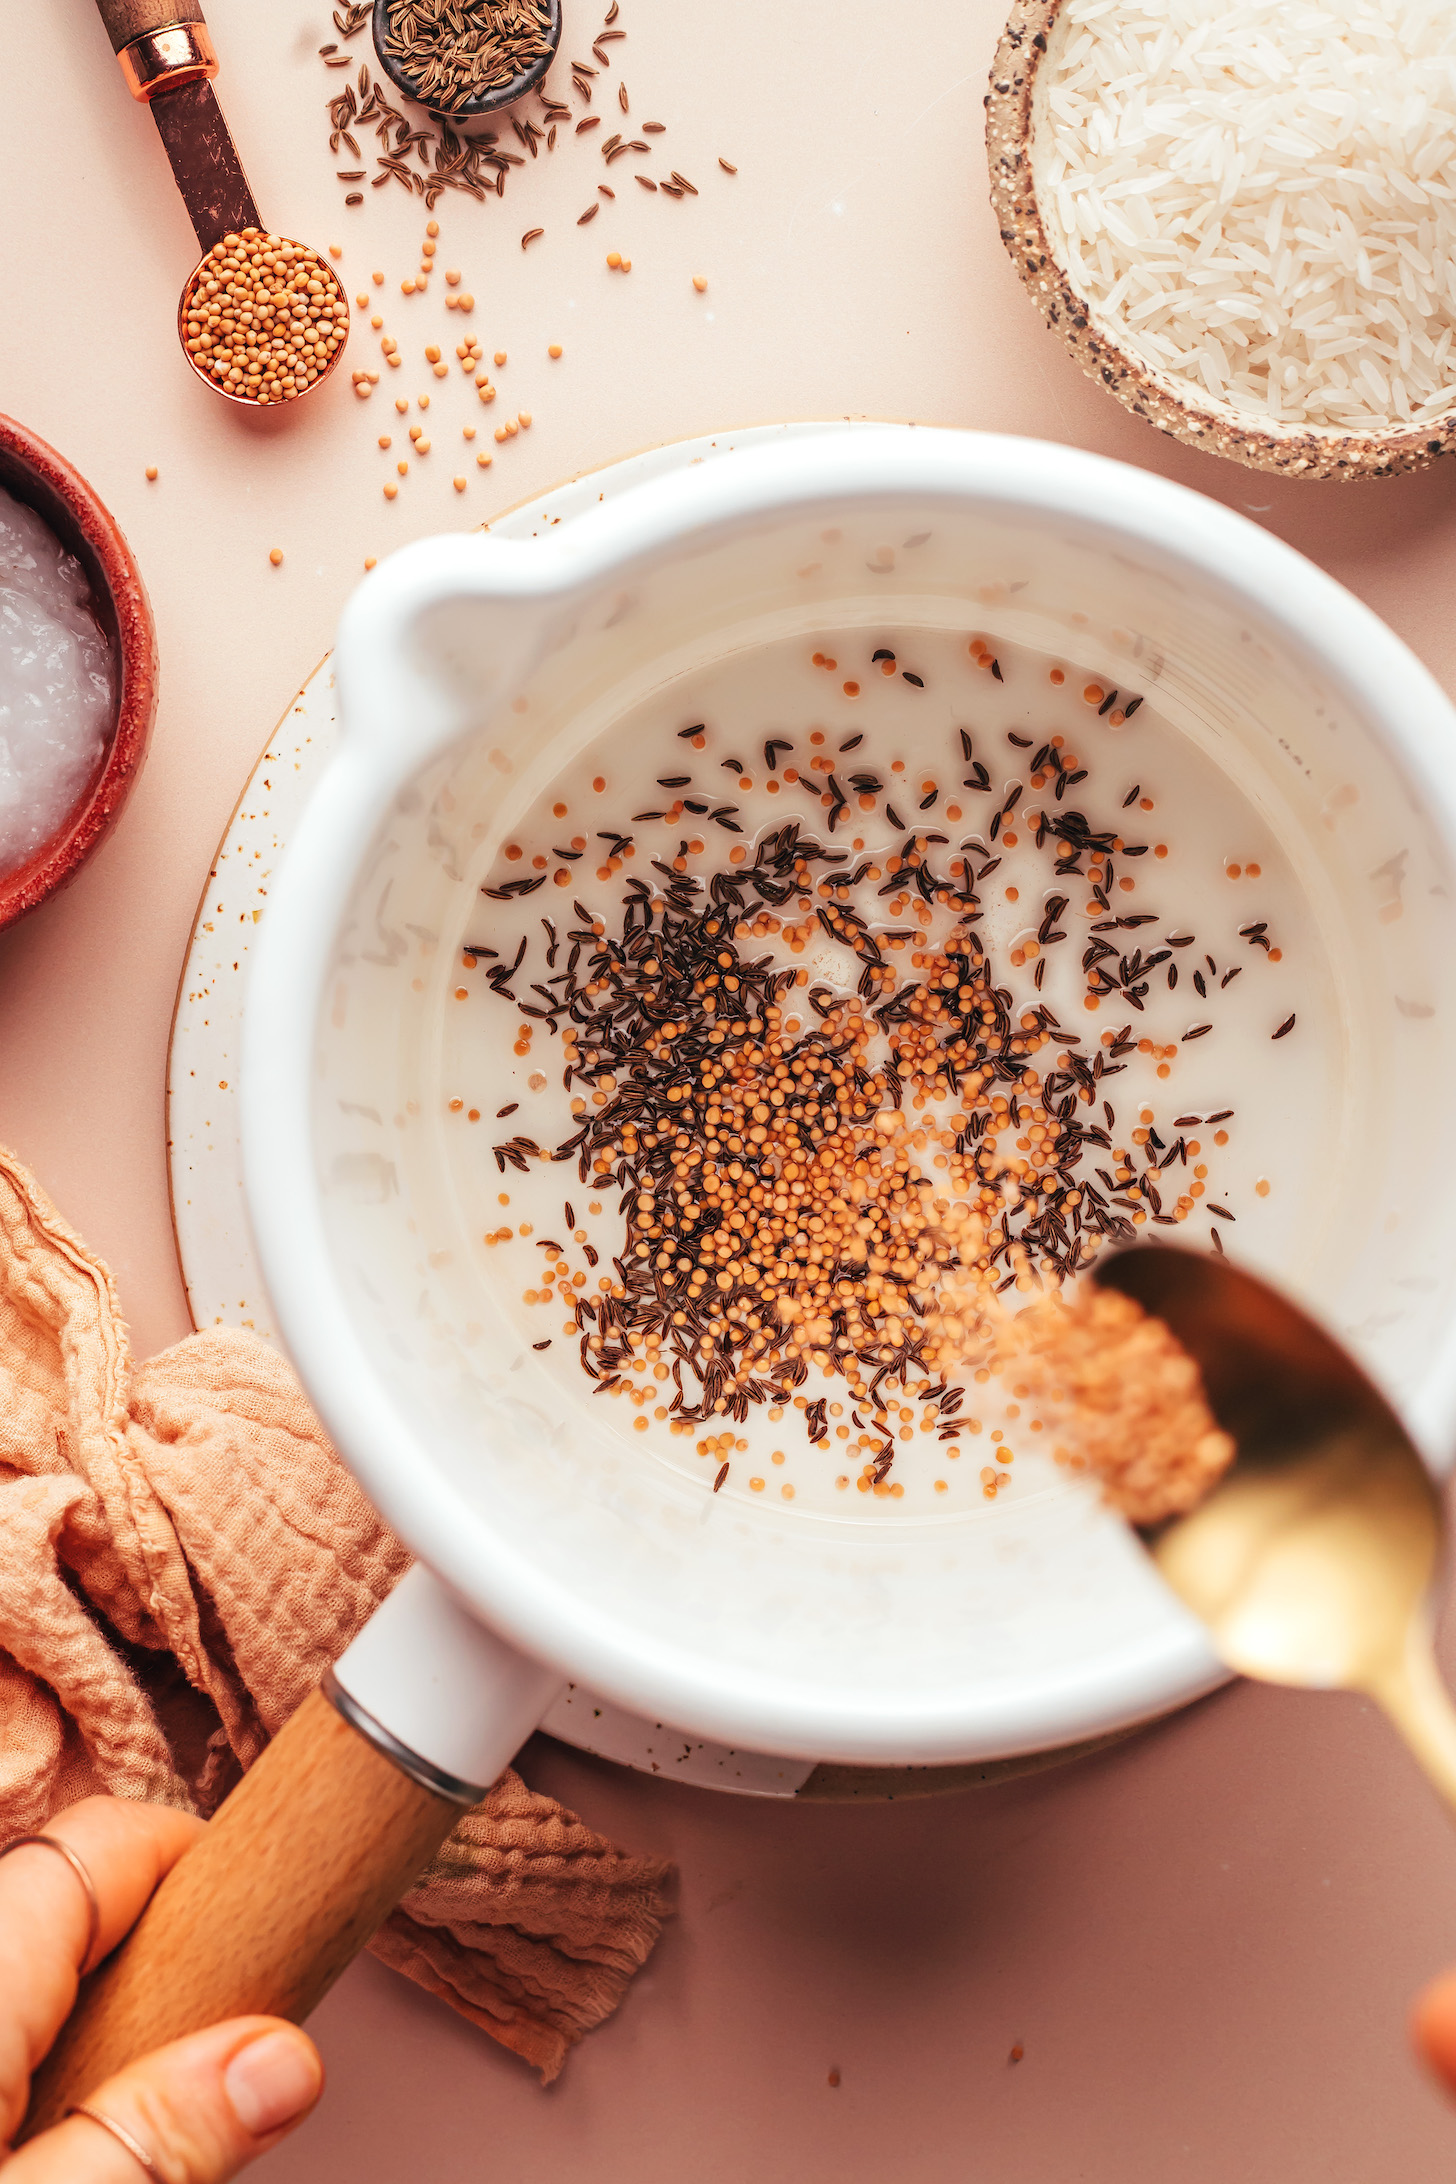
left=93, top=0, right=207, bottom=54
left=21, top=1689, right=461, bottom=2140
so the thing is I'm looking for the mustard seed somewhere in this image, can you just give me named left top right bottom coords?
left=181, top=227, right=349, bottom=405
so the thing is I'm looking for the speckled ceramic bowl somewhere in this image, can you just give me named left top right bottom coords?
left=986, top=0, right=1456, bottom=481
left=0, top=415, right=158, bottom=933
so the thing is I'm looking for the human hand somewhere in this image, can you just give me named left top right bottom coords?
left=1415, top=1970, right=1456, bottom=2098
left=0, top=1798, right=323, bottom=2180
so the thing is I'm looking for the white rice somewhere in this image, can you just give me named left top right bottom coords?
left=1030, top=0, right=1456, bottom=431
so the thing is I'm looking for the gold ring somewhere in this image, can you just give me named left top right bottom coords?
left=0, top=1832, right=102, bottom=1971
left=67, top=2103, right=163, bottom=2177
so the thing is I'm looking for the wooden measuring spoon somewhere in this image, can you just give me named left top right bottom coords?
left=92, top=0, right=349, bottom=405
left=1095, top=1243, right=1456, bottom=1807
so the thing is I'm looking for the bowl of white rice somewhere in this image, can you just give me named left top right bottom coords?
left=987, top=0, right=1456, bottom=479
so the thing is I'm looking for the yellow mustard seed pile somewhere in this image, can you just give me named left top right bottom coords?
left=182, top=229, right=350, bottom=403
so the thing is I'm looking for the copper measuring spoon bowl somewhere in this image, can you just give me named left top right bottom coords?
left=176, top=234, right=350, bottom=408
left=94, top=0, right=348, bottom=408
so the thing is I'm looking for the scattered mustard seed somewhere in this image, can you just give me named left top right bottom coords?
left=548, top=343, right=563, bottom=358
left=268, top=548, right=283, bottom=566
left=692, top=275, right=707, bottom=292
left=144, top=466, right=158, bottom=482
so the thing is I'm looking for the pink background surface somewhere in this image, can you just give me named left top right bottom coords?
left=7, top=0, right=1456, bottom=2174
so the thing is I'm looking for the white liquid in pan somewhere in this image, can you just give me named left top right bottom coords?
left=438, top=628, right=1342, bottom=1522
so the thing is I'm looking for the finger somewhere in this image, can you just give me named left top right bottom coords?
left=1414, top=1971, right=1456, bottom=2094
left=0, top=1800, right=204, bottom=2142
left=1, top=2017, right=322, bottom=2184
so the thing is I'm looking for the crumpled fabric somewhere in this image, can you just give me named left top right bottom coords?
left=0, top=1143, right=672, bottom=2081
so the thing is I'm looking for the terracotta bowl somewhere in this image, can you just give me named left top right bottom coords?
left=0, top=415, right=158, bottom=932
left=986, top=0, right=1456, bottom=481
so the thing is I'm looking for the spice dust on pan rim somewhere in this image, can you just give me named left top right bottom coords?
left=985, top=0, right=1456, bottom=482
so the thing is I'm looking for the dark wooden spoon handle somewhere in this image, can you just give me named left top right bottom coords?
left=94, top=0, right=207, bottom=57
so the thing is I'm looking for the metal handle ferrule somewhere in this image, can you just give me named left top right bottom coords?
left=117, top=22, right=218, bottom=100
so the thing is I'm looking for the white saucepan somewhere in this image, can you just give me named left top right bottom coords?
left=27, top=425, right=1456, bottom=2127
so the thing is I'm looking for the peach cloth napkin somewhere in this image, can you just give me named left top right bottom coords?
left=0, top=1143, right=671, bottom=2082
